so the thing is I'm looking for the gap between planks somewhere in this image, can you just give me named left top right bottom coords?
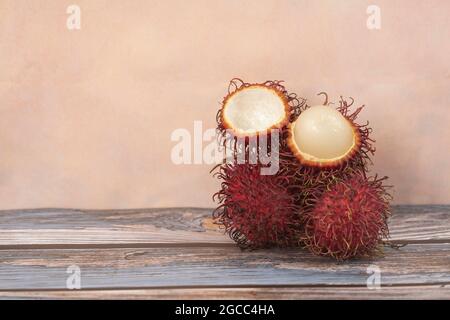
left=0, top=239, right=449, bottom=251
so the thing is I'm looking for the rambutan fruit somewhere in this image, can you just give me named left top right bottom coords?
left=212, top=79, right=305, bottom=249
left=302, top=173, right=392, bottom=260
left=216, top=78, right=305, bottom=157
left=286, top=93, right=373, bottom=170
left=213, top=163, right=301, bottom=248
left=283, top=94, right=376, bottom=209
left=218, top=78, right=303, bottom=137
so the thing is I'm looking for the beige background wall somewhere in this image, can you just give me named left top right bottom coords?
left=0, top=0, right=449, bottom=209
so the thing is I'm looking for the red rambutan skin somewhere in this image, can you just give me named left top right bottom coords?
left=303, top=174, right=391, bottom=260
left=213, top=163, right=302, bottom=249
left=212, top=78, right=305, bottom=249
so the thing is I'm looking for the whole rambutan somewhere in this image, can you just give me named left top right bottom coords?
left=213, top=163, right=301, bottom=248
left=212, top=79, right=305, bottom=249
left=302, top=173, right=392, bottom=260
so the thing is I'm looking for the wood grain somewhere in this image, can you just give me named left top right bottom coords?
left=0, top=244, right=448, bottom=290
left=0, top=206, right=448, bottom=299
left=389, top=205, right=450, bottom=242
left=1, top=284, right=448, bottom=300
left=0, top=206, right=448, bottom=247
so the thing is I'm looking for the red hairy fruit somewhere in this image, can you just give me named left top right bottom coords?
left=303, top=173, right=391, bottom=260
left=212, top=78, right=305, bottom=249
left=213, top=163, right=301, bottom=249
left=284, top=94, right=376, bottom=209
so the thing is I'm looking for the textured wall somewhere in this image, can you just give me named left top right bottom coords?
left=0, top=0, right=449, bottom=208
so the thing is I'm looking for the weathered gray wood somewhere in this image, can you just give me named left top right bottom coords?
left=389, top=205, right=450, bottom=242
left=0, top=206, right=448, bottom=298
left=1, top=284, right=448, bottom=300
left=0, top=244, right=448, bottom=290
left=0, top=208, right=227, bottom=246
left=0, top=206, right=448, bottom=247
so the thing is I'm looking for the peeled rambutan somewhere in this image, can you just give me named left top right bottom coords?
left=216, top=78, right=305, bottom=158
left=213, top=163, right=301, bottom=248
left=302, top=173, right=392, bottom=260
left=283, top=94, right=376, bottom=208
left=287, top=97, right=368, bottom=169
left=212, top=79, right=305, bottom=249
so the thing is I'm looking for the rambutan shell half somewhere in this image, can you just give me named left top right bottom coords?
left=217, top=79, right=305, bottom=144
left=287, top=105, right=362, bottom=169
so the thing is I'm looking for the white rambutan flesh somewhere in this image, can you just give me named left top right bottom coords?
left=288, top=105, right=359, bottom=167
left=222, top=85, right=288, bottom=135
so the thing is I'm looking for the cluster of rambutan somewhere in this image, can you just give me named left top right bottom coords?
left=212, top=79, right=392, bottom=260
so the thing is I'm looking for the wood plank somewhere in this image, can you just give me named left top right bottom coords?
left=0, top=206, right=449, bottom=246
left=0, top=244, right=448, bottom=290
left=1, top=284, right=448, bottom=300
left=389, top=205, right=450, bottom=242
left=0, top=208, right=228, bottom=246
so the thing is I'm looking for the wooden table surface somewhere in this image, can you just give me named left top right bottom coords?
left=0, top=205, right=449, bottom=299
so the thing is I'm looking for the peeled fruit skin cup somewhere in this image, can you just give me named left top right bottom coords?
left=288, top=104, right=361, bottom=168
left=223, top=85, right=288, bottom=135
left=293, top=105, right=355, bottom=159
left=216, top=79, right=305, bottom=161
left=217, top=79, right=306, bottom=144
